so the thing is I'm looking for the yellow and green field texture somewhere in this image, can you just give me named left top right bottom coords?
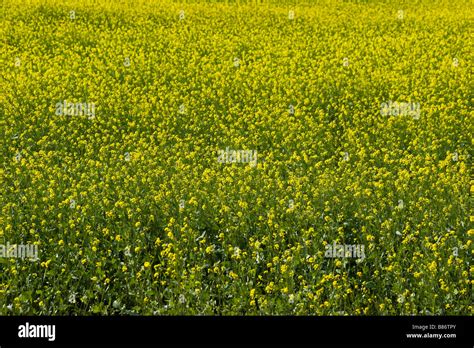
left=0, top=0, right=473, bottom=315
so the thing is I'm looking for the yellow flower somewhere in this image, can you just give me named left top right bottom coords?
left=265, top=282, right=275, bottom=293
left=250, top=289, right=256, bottom=298
left=40, top=260, right=51, bottom=268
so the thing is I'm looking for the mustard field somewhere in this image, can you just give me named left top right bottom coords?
left=0, top=0, right=472, bottom=315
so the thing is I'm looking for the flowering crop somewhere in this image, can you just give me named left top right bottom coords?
left=0, top=0, right=472, bottom=315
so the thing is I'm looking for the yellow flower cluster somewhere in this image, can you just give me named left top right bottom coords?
left=0, top=0, right=471, bottom=315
